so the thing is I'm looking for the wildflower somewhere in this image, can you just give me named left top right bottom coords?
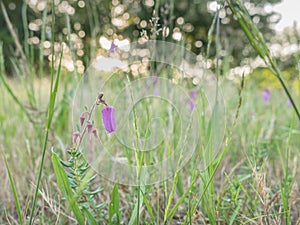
left=189, top=99, right=195, bottom=110
left=189, top=90, right=196, bottom=110
left=190, top=90, right=196, bottom=100
left=91, top=128, right=98, bottom=139
left=79, top=112, right=88, bottom=126
left=286, top=98, right=292, bottom=107
left=102, top=106, right=117, bottom=133
left=109, top=42, right=117, bottom=53
left=262, top=88, right=270, bottom=102
left=72, top=131, right=80, bottom=144
left=87, top=120, right=93, bottom=133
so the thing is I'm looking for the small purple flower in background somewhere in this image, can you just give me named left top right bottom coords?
left=286, top=98, right=292, bottom=107
left=102, top=106, right=117, bottom=133
left=262, top=88, right=270, bottom=102
left=190, top=90, right=196, bottom=100
left=189, top=90, right=196, bottom=110
left=153, top=88, right=160, bottom=96
left=109, top=42, right=117, bottom=53
left=189, top=99, right=195, bottom=110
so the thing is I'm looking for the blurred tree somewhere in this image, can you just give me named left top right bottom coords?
left=133, top=0, right=283, bottom=68
left=0, top=0, right=285, bottom=75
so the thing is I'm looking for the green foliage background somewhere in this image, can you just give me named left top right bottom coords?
left=0, top=0, right=285, bottom=74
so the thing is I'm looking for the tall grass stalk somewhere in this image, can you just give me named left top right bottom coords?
left=0, top=43, right=35, bottom=124
left=1, top=1, right=37, bottom=117
left=125, top=74, right=143, bottom=225
left=2, top=149, right=24, bottom=225
left=38, top=6, right=48, bottom=105
left=28, top=1, right=63, bottom=223
left=0, top=1, right=28, bottom=73
left=29, top=48, right=63, bottom=224
left=164, top=103, right=194, bottom=224
left=85, top=1, right=99, bottom=62
left=227, top=0, right=300, bottom=122
left=22, top=2, right=29, bottom=60
left=277, top=118, right=295, bottom=225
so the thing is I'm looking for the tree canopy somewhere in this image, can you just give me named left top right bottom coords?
left=0, top=0, right=284, bottom=74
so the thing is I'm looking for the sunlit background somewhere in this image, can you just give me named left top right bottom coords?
left=1, top=0, right=299, bottom=85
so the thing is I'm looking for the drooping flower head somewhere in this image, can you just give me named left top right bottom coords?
left=72, top=131, right=80, bottom=145
left=96, top=92, right=117, bottom=133
left=91, top=127, right=99, bottom=139
left=101, top=106, right=117, bottom=133
left=87, top=120, right=93, bottom=133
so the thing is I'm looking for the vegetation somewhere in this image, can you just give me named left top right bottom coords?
left=0, top=0, right=299, bottom=224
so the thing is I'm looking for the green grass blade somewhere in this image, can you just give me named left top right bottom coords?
left=28, top=46, right=63, bottom=224
left=128, top=201, right=138, bottom=225
left=166, top=180, right=195, bottom=224
left=82, top=208, right=98, bottom=225
left=52, top=151, right=85, bottom=225
left=22, top=2, right=29, bottom=60
left=164, top=171, right=179, bottom=222
left=142, top=190, right=155, bottom=222
left=229, top=203, right=241, bottom=225
left=109, top=183, right=121, bottom=225
left=2, top=150, right=24, bottom=225
left=128, top=187, right=144, bottom=225
left=28, top=1, right=63, bottom=219
left=0, top=42, right=35, bottom=124
left=0, top=1, right=28, bottom=70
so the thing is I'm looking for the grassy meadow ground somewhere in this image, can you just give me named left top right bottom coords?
left=0, top=71, right=299, bottom=224
left=0, top=0, right=299, bottom=223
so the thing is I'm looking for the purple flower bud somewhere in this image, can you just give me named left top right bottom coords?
left=80, top=115, right=85, bottom=126
left=189, top=99, right=195, bottom=110
left=72, top=131, right=80, bottom=144
left=287, top=99, right=292, bottom=107
left=101, top=106, right=117, bottom=133
left=87, top=120, right=93, bottom=133
left=190, top=90, right=196, bottom=100
left=262, top=88, right=270, bottom=102
left=92, top=128, right=99, bottom=139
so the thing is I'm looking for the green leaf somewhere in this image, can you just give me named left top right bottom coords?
left=128, top=186, right=144, bottom=225
left=142, top=189, right=155, bottom=222
left=109, top=183, right=120, bottom=225
left=52, top=151, right=85, bottom=225
left=2, top=150, right=23, bottom=225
